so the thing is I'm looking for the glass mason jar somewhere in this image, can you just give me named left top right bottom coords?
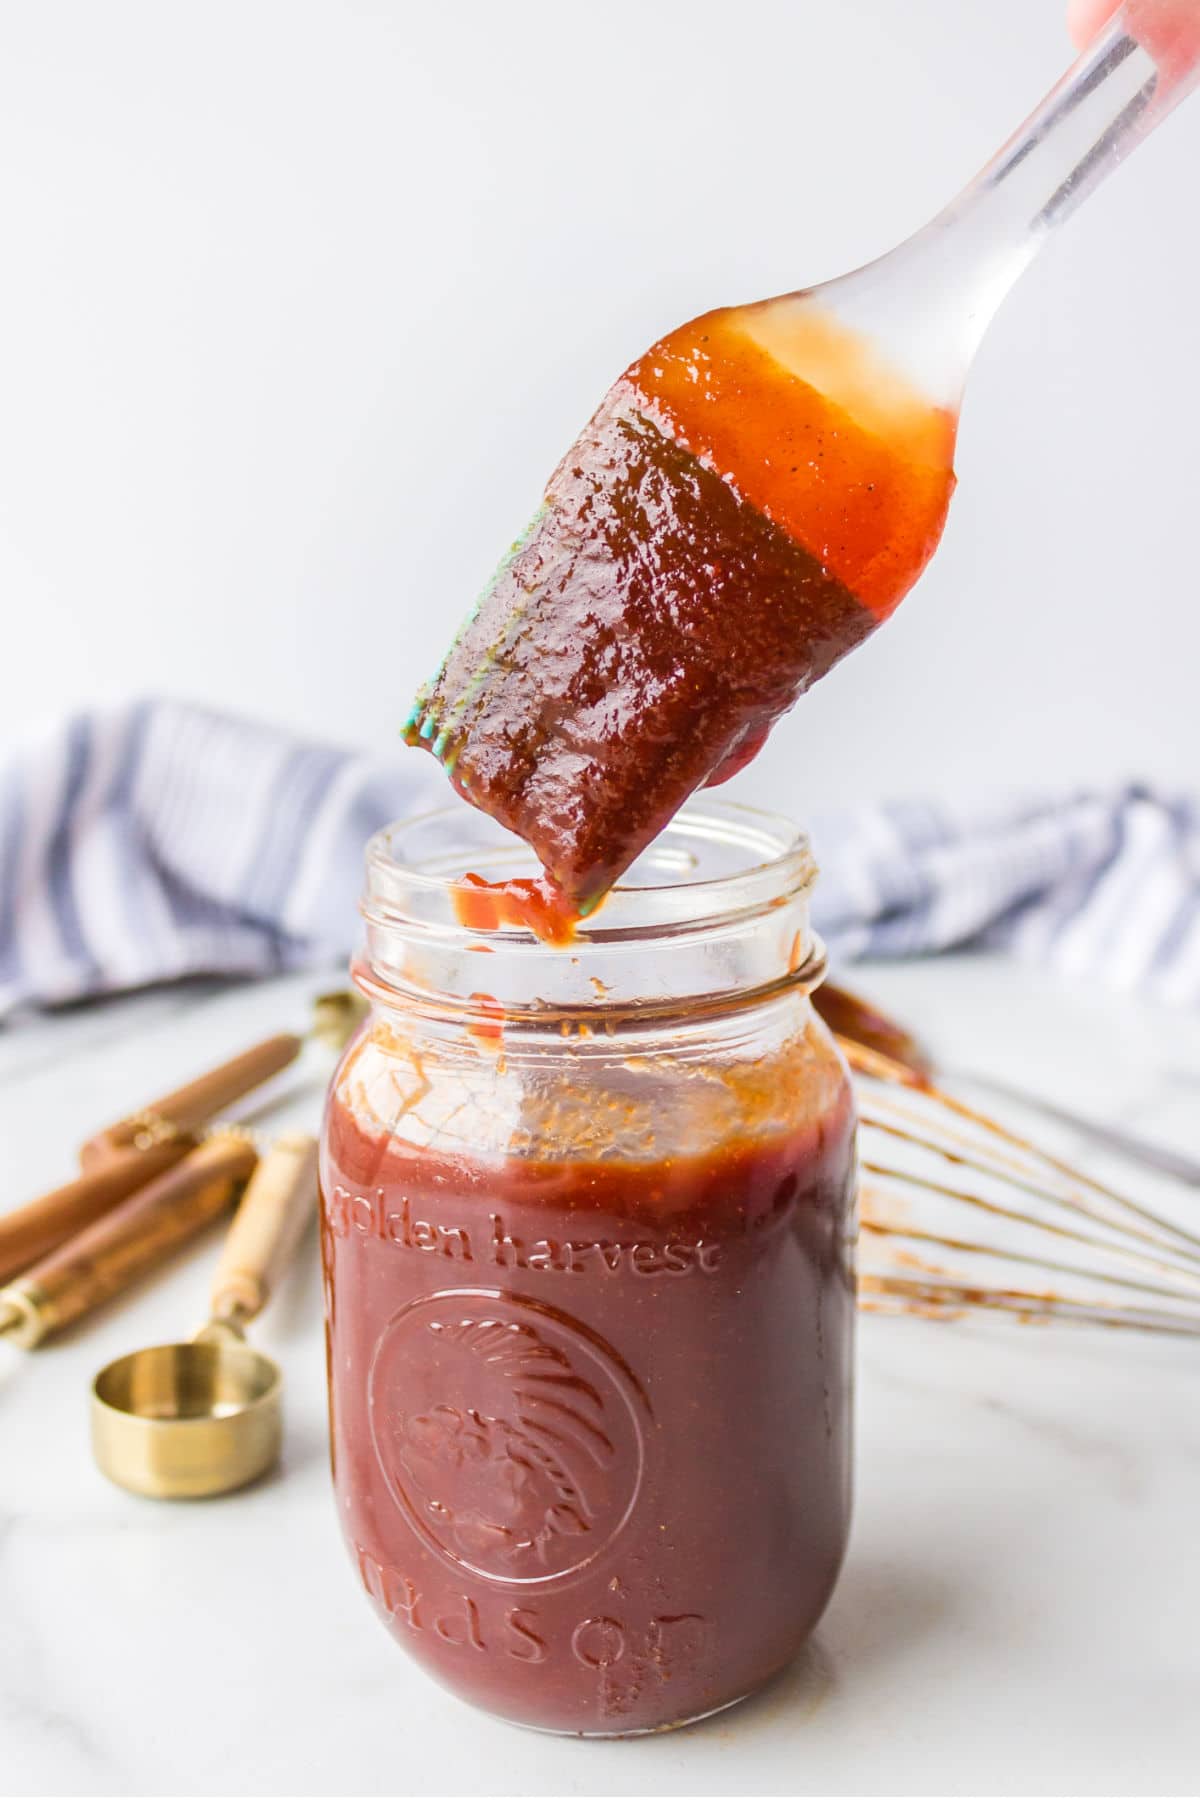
left=319, top=800, right=856, bottom=1736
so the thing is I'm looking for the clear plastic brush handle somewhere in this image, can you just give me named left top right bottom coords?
left=819, top=0, right=1200, bottom=403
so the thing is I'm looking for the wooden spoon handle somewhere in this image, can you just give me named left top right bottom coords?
left=0, top=1139, right=191, bottom=1285
left=79, top=1033, right=303, bottom=1167
left=2, top=1137, right=258, bottom=1347
left=210, top=1133, right=318, bottom=1326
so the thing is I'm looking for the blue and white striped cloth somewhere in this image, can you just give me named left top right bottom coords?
left=2, top=699, right=1198, bottom=1021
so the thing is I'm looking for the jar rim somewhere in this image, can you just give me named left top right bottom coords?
left=363, top=798, right=816, bottom=946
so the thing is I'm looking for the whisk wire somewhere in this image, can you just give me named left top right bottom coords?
left=842, top=1034, right=1200, bottom=1341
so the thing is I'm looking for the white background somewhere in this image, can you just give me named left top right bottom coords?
left=1, top=0, right=1197, bottom=815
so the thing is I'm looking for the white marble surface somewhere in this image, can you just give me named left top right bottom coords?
left=2, top=955, right=1199, bottom=1797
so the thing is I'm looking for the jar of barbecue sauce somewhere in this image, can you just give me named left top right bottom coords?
left=320, top=801, right=856, bottom=1735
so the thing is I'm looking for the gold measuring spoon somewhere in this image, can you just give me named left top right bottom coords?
left=91, top=1132, right=319, bottom=1500
left=0, top=1135, right=260, bottom=1348
left=79, top=989, right=362, bottom=1168
left=0, top=992, right=360, bottom=1287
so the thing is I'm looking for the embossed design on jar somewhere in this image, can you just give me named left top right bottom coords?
left=368, top=1289, right=647, bottom=1586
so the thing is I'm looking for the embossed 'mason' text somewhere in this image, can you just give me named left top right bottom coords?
left=356, top=1545, right=713, bottom=1682
left=327, top=1187, right=723, bottom=1275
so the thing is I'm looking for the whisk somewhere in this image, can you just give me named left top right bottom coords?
left=819, top=987, right=1200, bottom=1339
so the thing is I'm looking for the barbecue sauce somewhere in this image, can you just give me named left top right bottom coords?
left=321, top=1051, right=855, bottom=1734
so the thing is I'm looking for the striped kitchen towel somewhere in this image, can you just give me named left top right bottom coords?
left=1, top=698, right=1198, bottom=1020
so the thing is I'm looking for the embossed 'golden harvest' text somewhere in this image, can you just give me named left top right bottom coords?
left=327, top=1186, right=723, bottom=1276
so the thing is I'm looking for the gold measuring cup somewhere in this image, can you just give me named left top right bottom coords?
left=91, top=1132, right=319, bottom=1500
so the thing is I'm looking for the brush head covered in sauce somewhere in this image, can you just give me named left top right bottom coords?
left=404, top=301, right=955, bottom=915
